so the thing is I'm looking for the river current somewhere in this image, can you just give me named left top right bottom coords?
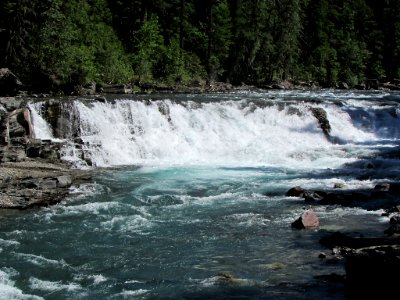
left=1, top=90, right=399, bottom=299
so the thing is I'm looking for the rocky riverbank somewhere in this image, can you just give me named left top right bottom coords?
left=0, top=96, right=91, bottom=209
left=288, top=181, right=400, bottom=298
left=2, top=67, right=400, bottom=98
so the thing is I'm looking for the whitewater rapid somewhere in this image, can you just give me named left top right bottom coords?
left=28, top=91, right=400, bottom=169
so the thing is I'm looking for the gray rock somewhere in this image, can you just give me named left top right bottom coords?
left=41, top=179, right=57, bottom=190
left=57, top=175, right=72, bottom=188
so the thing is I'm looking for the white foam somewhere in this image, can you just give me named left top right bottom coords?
left=116, top=289, right=149, bottom=297
left=57, top=100, right=349, bottom=168
left=0, top=238, right=20, bottom=247
left=58, top=201, right=121, bottom=216
left=29, top=277, right=81, bottom=292
left=16, top=253, right=70, bottom=269
left=0, top=269, right=43, bottom=300
left=99, top=215, right=153, bottom=234
left=88, top=275, right=107, bottom=285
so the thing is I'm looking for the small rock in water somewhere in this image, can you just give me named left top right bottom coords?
left=291, top=210, right=320, bottom=229
left=286, top=186, right=305, bottom=197
left=384, top=223, right=400, bottom=236
left=334, top=182, right=346, bottom=189
left=374, top=183, right=390, bottom=191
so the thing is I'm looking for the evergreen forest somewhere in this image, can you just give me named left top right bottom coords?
left=1, top=0, right=400, bottom=92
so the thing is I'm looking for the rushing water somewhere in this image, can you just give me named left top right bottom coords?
left=1, top=90, right=400, bottom=299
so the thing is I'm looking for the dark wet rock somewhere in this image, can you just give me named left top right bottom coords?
left=382, top=205, right=400, bottom=217
left=384, top=223, right=400, bottom=236
left=310, top=107, right=331, bottom=137
left=286, top=186, right=306, bottom=197
left=95, top=96, right=107, bottom=102
left=319, top=232, right=400, bottom=249
left=338, top=82, right=349, bottom=89
left=390, top=214, right=400, bottom=224
left=364, top=161, right=375, bottom=169
left=291, top=210, right=320, bottom=229
left=318, top=191, right=370, bottom=205
left=304, top=191, right=325, bottom=202
left=374, top=183, right=390, bottom=191
left=344, top=245, right=400, bottom=299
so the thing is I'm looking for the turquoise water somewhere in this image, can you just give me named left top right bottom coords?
left=2, top=90, right=399, bottom=299
left=0, top=166, right=387, bottom=299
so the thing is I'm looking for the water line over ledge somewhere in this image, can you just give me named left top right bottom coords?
left=28, top=91, right=400, bottom=170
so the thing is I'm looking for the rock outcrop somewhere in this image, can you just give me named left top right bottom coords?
left=310, top=107, right=331, bottom=138
left=0, top=97, right=91, bottom=209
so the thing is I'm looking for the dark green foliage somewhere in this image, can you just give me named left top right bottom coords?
left=1, top=0, right=400, bottom=90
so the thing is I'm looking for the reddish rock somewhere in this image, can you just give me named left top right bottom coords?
left=291, top=210, right=320, bottom=229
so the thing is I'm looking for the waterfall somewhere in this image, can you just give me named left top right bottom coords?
left=28, top=93, right=400, bottom=169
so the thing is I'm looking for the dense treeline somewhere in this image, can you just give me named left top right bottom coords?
left=1, top=0, right=400, bottom=92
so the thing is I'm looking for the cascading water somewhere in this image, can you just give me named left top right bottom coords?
left=29, top=91, right=399, bottom=169
left=3, top=91, right=400, bottom=299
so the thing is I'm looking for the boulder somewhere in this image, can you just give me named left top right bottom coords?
left=291, top=210, right=320, bottom=229
left=390, top=214, right=400, bottom=224
left=286, top=186, right=306, bottom=197
left=0, top=68, right=23, bottom=96
left=310, top=107, right=331, bottom=137
left=57, top=175, right=72, bottom=188
left=384, top=223, right=400, bottom=236
left=345, top=245, right=400, bottom=299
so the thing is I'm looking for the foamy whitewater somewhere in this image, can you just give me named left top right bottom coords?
left=2, top=90, right=399, bottom=299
